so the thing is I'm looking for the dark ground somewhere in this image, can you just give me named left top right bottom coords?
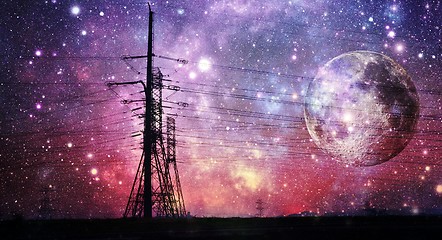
left=1, top=216, right=441, bottom=240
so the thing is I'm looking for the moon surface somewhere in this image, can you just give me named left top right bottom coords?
left=304, top=51, right=420, bottom=166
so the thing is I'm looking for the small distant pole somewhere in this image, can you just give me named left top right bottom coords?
left=38, top=186, right=55, bottom=219
left=256, top=199, right=265, bottom=217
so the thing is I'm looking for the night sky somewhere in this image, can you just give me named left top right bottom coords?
left=1, top=0, right=441, bottom=219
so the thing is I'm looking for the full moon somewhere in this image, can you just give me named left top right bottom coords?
left=304, top=51, right=419, bottom=166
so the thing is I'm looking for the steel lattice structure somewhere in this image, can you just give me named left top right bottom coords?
left=166, top=117, right=186, bottom=217
left=123, top=5, right=186, bottom=219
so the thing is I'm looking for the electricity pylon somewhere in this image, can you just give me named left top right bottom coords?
left=109, top=4, right=186, bottom=218
left=166, top=116, right=186, bottom=216
left=256, top=199, right=265, bottom=217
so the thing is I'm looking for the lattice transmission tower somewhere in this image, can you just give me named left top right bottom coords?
left=256, top=199, right=265, bottom=217
left=166, top=116, right=186, bottom=216
left=110, top=4, right=186, bottom=218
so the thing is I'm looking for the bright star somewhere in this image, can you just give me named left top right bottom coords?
left=388, top=31, right=395, bottom=38
left=395, top=43, right=404, bottom=53
left=342, top=112, right=353, bottom=123
left=71, top=6, right=80, bottom=15
left=436, top=185, right=442, bottom=194
left=189, top=71, right=197, bottom=79
left=198, top=58, right=211, bottom=72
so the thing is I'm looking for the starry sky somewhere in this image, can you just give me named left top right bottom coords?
left=1, top=0, right=441, bottom=219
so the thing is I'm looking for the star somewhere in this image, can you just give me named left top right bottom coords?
left=71, top=6, right=80, bottom=15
